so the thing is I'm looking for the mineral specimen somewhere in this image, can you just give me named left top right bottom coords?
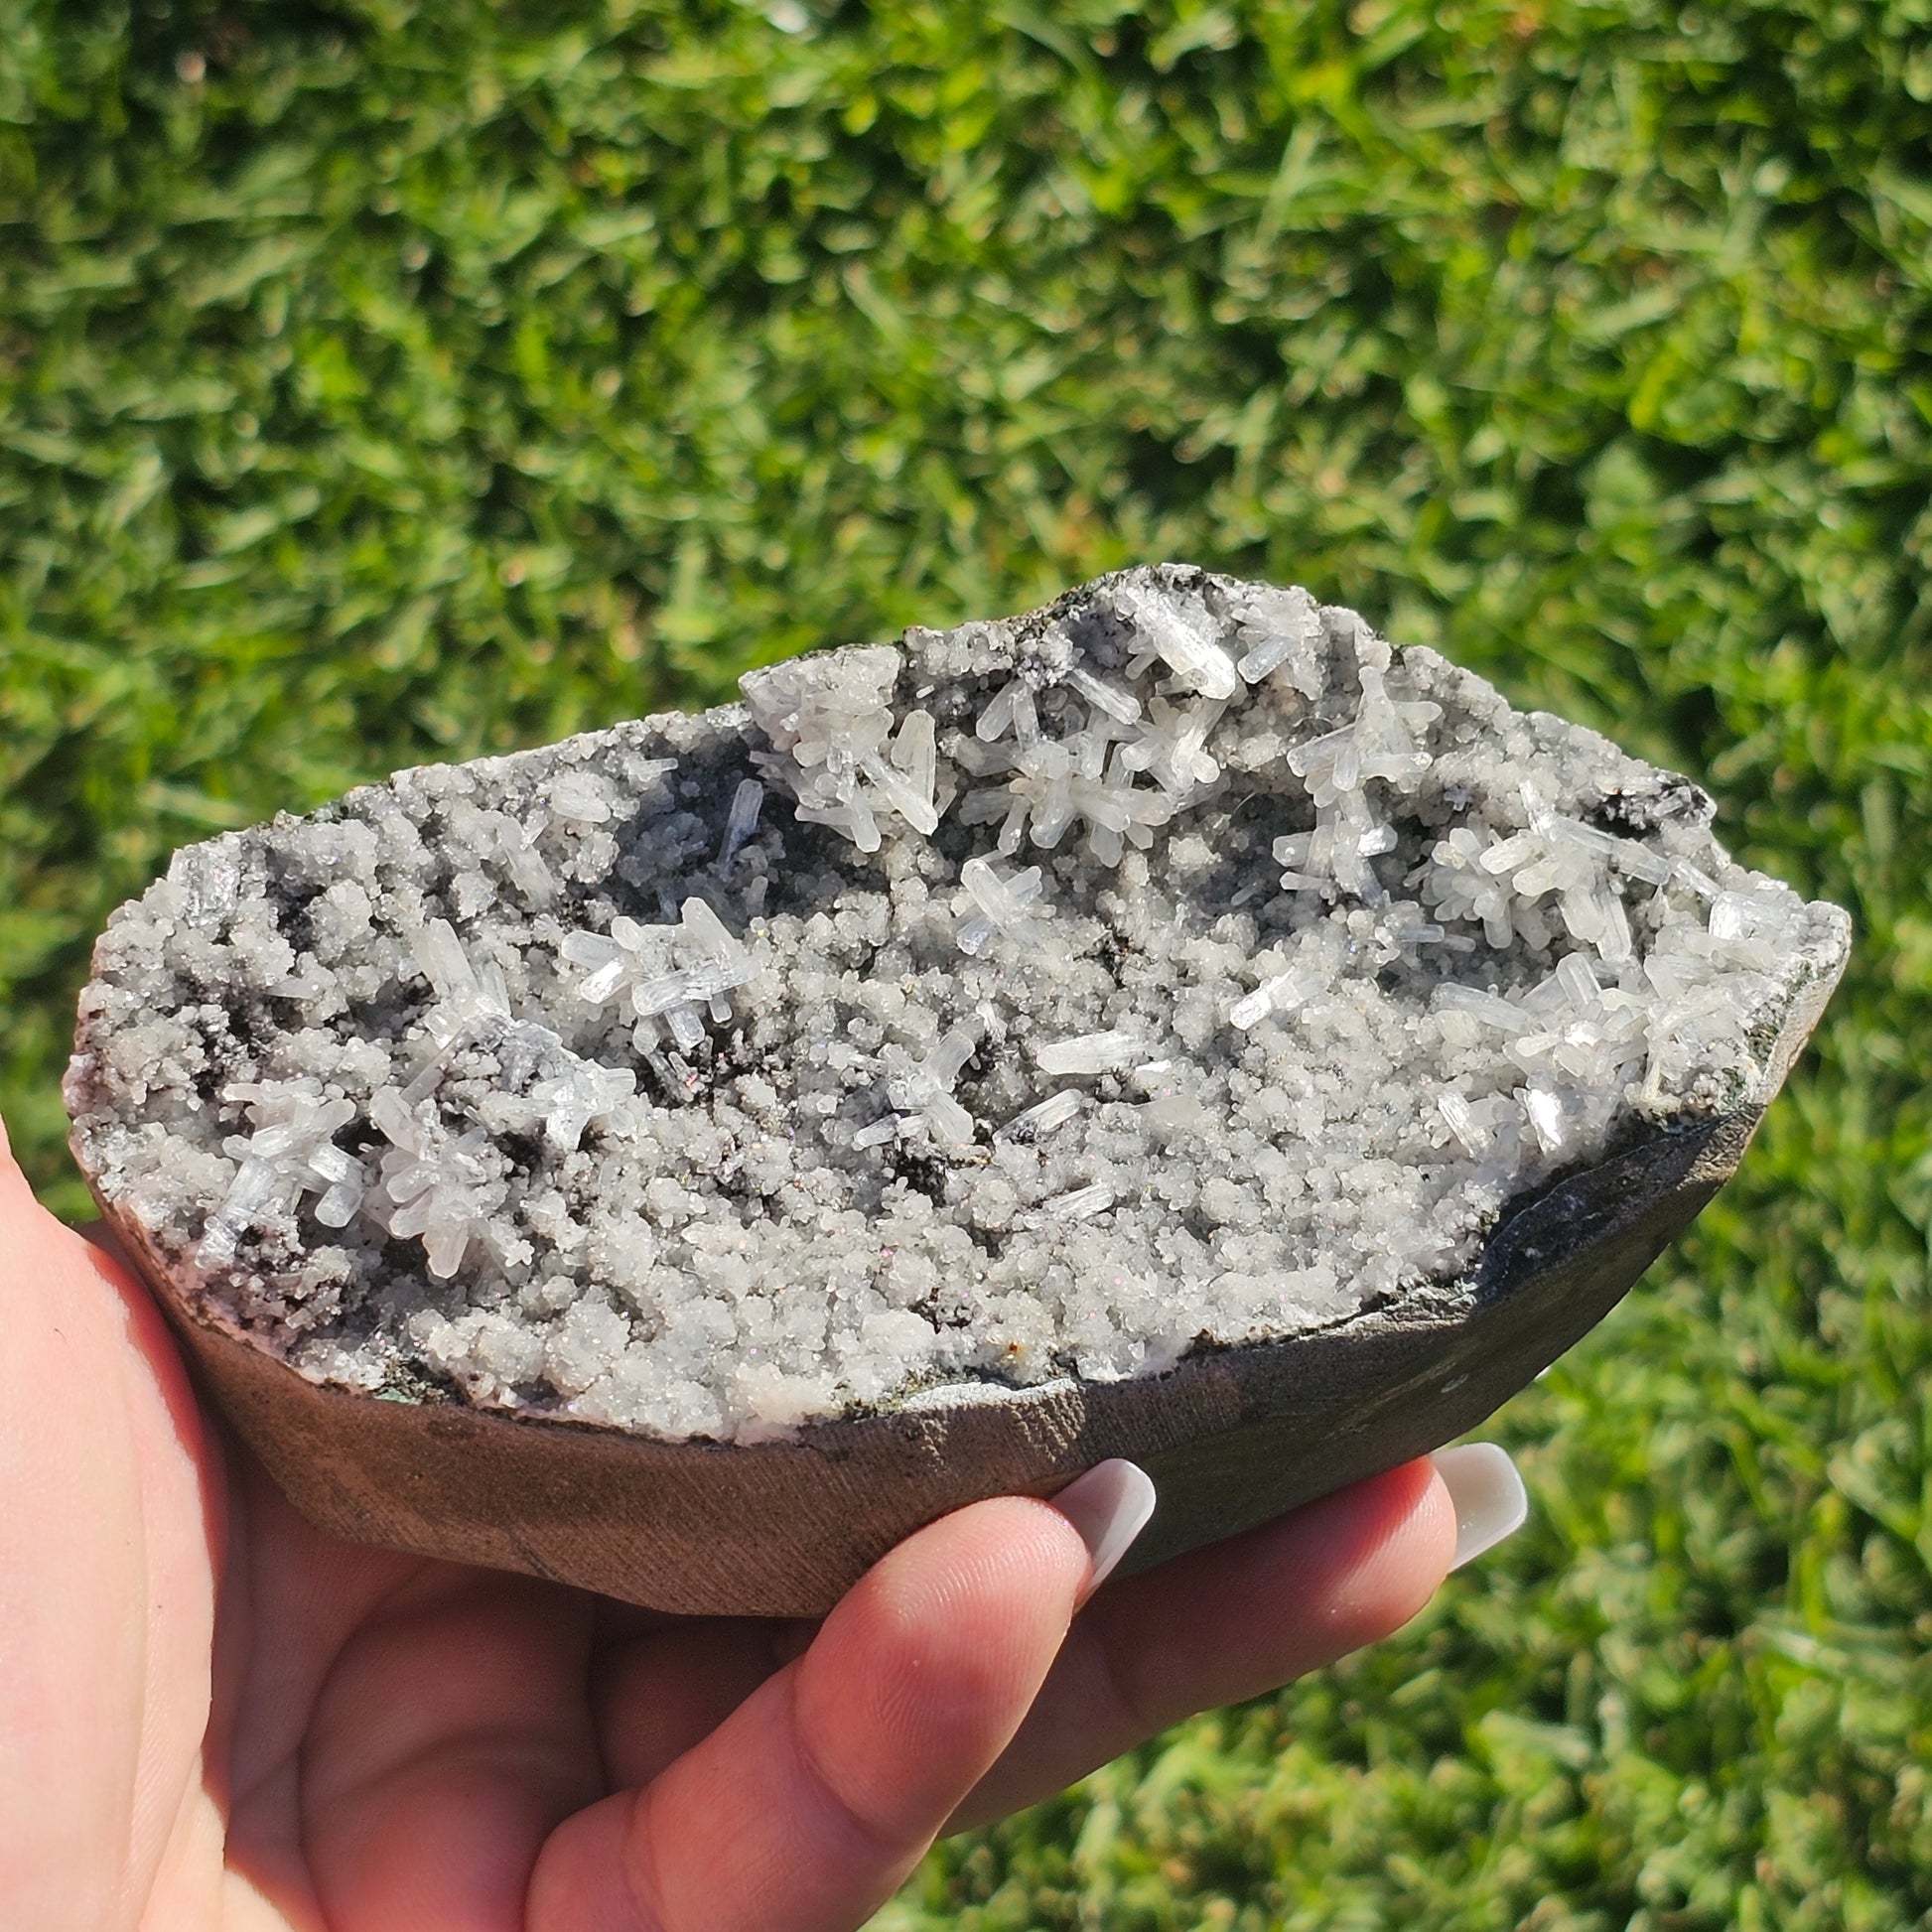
left=68, top=566, right=1849, bottom=1472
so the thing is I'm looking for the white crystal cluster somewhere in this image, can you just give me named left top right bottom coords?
left=68, top=566, right=1848, bottom=1443
left=742, top=646, right=939, bottom=850
left=198, top=1079, right=367, bottom=1269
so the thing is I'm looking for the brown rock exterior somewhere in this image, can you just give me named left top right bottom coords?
left=88, top=967, right=1835, bottom=1616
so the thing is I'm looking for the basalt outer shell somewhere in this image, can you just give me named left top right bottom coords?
left=82, top=966, right=1838, bottom=1616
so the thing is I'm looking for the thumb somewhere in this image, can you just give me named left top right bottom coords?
left=0, top=1104, right=222, bottom=1929
left=529, top=1486, right=1114, bottom=1932
left=0, top=1101, right=29, bottom=1202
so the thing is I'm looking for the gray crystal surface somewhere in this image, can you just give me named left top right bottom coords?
left=67, top=566, right=1850, bottom=1443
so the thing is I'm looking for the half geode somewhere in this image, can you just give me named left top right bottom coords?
left=67, top=565, right=1849, bottom=1612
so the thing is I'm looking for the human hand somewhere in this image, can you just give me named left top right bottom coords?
left=0, top=1115, right=1523, bottom=1931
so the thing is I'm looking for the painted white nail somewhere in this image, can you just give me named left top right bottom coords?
left=1430, top=1443, right=1528, bottom=1571
left=1051, top=1458, right=1158, bottom=1604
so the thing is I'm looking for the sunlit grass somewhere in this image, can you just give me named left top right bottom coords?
left=2, top=2, right=1928, bottom=1923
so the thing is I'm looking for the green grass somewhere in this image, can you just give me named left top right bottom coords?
left=4, top=0, right=1930, bottom=1923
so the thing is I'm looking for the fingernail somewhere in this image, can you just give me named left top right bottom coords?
left=1429, top=1443, right=1528, bottom=1571
left=1051, top=1458, right=1158, bottom=1604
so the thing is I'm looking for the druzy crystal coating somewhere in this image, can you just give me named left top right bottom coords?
left=66, top=566, right=1848, bottom=1443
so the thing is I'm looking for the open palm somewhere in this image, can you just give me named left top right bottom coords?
left=2, top=1118, right=1470, bottom=1932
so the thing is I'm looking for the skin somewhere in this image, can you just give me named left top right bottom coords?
left=0, top=1112, right=1457, bottom=1932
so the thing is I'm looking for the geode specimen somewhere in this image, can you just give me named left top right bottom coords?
left=68, top=566, right=1849, bottom=1612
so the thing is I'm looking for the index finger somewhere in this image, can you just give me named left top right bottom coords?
left=528, top=1492, right=1091, bottom=1932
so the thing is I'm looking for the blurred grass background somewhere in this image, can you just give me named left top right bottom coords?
left=3, top=0, right=1929, bottom=1923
